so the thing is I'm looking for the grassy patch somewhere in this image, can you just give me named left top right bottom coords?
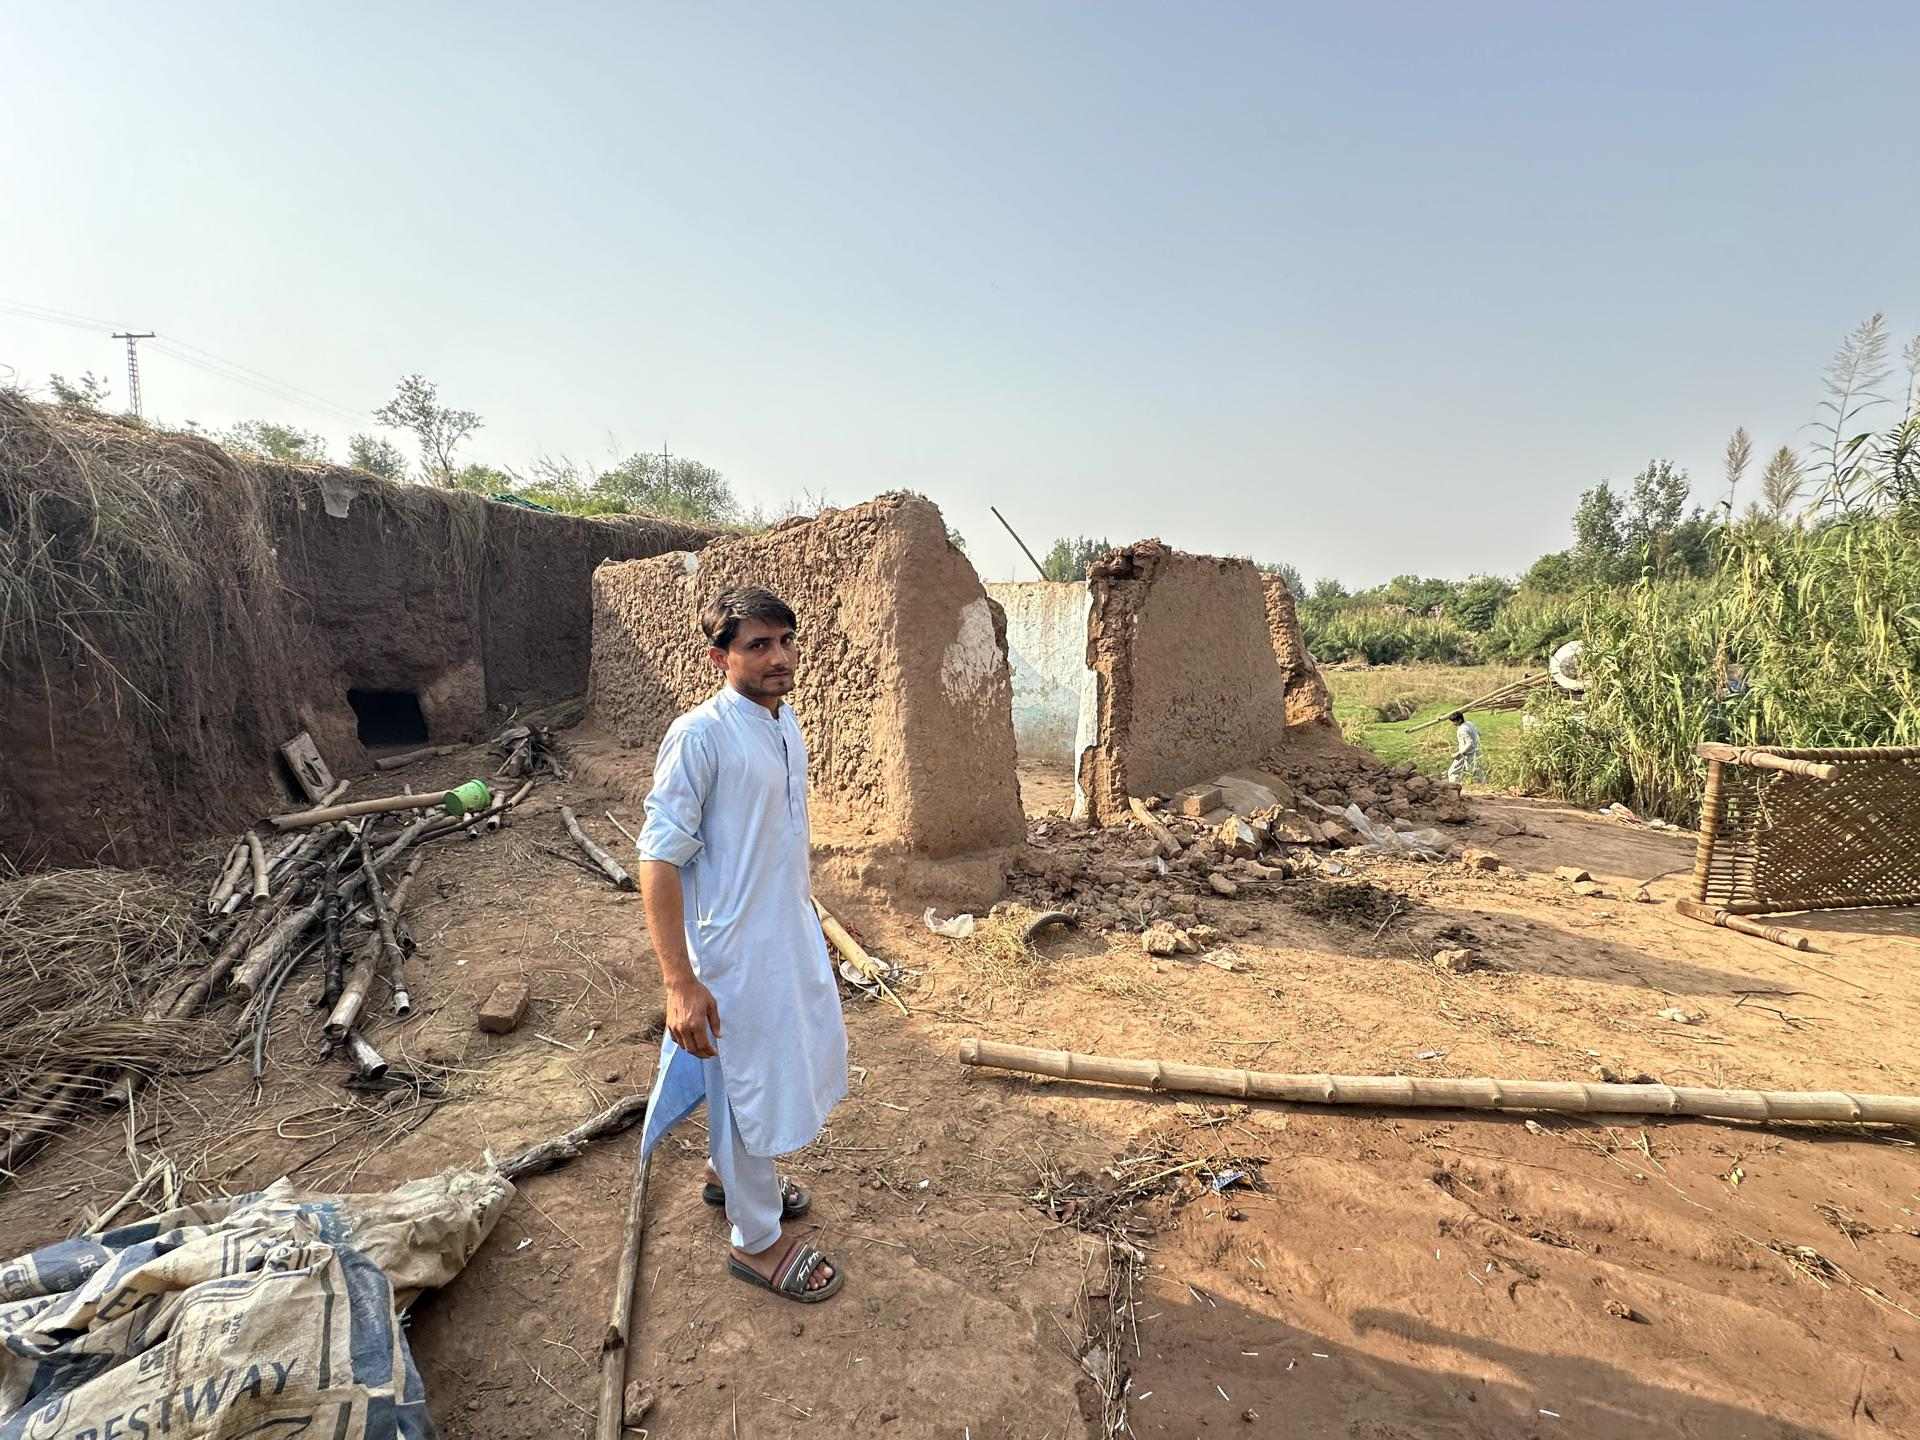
left=1327, top=664, right=1529, bottom=777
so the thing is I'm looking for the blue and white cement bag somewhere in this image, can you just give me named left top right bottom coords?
left=0, top=1168, right=511, bottom=1440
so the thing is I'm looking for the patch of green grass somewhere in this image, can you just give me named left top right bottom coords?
left=1327, top=664, right=1529, bottom=778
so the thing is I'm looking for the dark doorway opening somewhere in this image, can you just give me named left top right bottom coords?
left=348, top=689, right=429, bottom=748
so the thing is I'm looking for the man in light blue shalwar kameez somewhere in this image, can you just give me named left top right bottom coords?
left=636, top=586, right=849, bottom=1303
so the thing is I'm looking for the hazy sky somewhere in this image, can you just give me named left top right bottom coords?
left=4, top=3, right=1916, bottom=586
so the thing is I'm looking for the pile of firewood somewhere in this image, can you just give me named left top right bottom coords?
left=493, top=724, right=568, bottom=781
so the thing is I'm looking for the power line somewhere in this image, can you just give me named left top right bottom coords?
left=0, top=297, right=371, bottom=425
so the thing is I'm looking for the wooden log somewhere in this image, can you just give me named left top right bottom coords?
left=167, top=890, right=294, bottom=1019
left=497, top=1092, right=651, bottom=1179
left=374, top=744, right=457, bottom=772
left=956, top=1038, right=1920, bottom=1127
left=206, top=844, right=249, bottom=915
left=1127, top=797, right=1180, bottom=858
left=268, top=790, right=445, bottom=832
left=562, top=807, right=636, bottom=891
left=596, top=1143, right=652, bottom=1440
left=1696, top=743, right=1839, bottom=780
left=245, top=832, right=270, bottom=904
left=1674, top=897, right=1815, bottom=951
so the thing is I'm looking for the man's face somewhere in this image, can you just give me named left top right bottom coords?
left=710, top=617, right=798, bottom=702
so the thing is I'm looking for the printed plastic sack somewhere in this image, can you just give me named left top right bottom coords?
left=0, top=1168, right=511, bottom=1440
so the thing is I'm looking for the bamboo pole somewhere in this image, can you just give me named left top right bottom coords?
left=956, top=1038, right=1920, bottom=1126
left=206, top=844, right=249, bottom=915
left=989, top=504, right=1050, bottom=581
left=562, top=807, right=636, bottom=891
left=1405, top=674, right=1543, bottom=732
left=487, top=779, right=535, bottom=832
left=267, top=790, right=445, bottom=831
left=374, top=744, right=456, bottom=772
left=1674, top=898, right=1816, bottom=951
left=1696, top=744, right=1839, bottom=780
left=1127, top=797, right=1180, bottom=858
left=326, top=945, right=380, bottom=1044
left=604, top=811, right=639, bottom=848
left=361, top=835, right=412, bottom=1015
left=245, top=832, right=270, bottom=904
left=386, top=853, right=426, bottom=915
left=814, top=898, right=908, bottom=1015
left=595, top=1143, right=653, bottom=1440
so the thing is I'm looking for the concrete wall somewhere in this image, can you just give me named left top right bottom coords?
left=588, top=493, right=1025, bottom=857
left=1077, top=541, right=1293, bottom=823
left=0, top=399, right=714, bottom=867
left=1261, top=575, right=1336, bottom=727
left=985, top=581, right=1096, bottom=766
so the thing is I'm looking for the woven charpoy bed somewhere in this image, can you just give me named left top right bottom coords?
left=1677, top=742, right=1920, bottom=949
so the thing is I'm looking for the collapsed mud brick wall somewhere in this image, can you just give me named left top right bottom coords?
left=1261, top=575, right=1336, bottom=727
left=984, top=581, right=1096, bottom=767
left=0, top=398, right=713, bottom=867
left=588, top=493, right=1025, bottom=857
left=1077, top=542, right=1292, bottom=824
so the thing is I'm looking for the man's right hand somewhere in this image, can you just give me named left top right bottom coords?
left=665, top=978, right=723, bottom=1058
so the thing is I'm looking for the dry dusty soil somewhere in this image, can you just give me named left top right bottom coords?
left=3, top=745, right=1918, bottom=1439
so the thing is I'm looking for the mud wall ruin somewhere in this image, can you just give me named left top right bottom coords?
left=0, top=398, right=713, bottom=867
left=1076, top=542, right=1293, bottom=823
left=984, top=581, right=1097, bottom=769
left=1262, top=575, right=1336, bottom=728
left=588, top=493, right=1025, bottom=857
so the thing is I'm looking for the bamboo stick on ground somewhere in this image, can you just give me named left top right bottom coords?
left=1674, top=898, right=1816, bottom=952
left=207, top=845, right=249, bottom=915
left=595, top=1142, right=653, bottom=1440
left=268, top=790, right=448, bottom=832
left=486, top=779, right=535, bottom=832
left=957, top=1038, right=1920, bottom=1127
left=360, top=834, right=413, bottom=1016
left=604, top=811, right=639, bottom=849
left=245, top=832, right=270, bottom=904
left=387, top=853, right=426, bottom=915
left=814, top=899, right=908, bottom=1015
left=562, top=807, right=636, bottom=891
left=325, top=944, right=380, bottom=1044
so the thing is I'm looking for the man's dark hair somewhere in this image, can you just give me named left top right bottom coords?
left=1448, top=711, right=1465, bottom=725
left=701, top=586, right=798, bottom=652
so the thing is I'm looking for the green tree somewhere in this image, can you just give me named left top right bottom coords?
left=373, top=374, right=481, bottom=486
left=47, top=371, right=112, bottom=410
left=1260, top=560, right=1305, bottom=597
left=1571, top=481, right=1626, bottom=580
left=348, top=433, right=409, bottom=482
left=1445, top=575, right=1515, bottom=632
left=591, top=452, right=740, bottom=523
left=1523, top=550, right=1579, bottom=593
left=223, top=420, right=329, bottom=464
left=1309, top=577, right=1350, bottom=603
left=1039, top=536, right=1112, bottom=582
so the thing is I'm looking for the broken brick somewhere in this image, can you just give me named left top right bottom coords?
left=477, top=980, right=530, bottom=1034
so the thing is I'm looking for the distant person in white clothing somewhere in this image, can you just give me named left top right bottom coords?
left=636, top=586, right=849, bottom=1304
left=1447, top=711, right=1487, bottom=784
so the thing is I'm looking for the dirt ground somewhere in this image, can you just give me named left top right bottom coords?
left=4, top=745, right=1919, bottom=1439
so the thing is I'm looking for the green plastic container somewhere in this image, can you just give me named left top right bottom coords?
left=442, top=779, right=493, bottom=819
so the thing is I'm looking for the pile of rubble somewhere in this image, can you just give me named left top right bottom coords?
left=1006, top=752, right=1472, bottom=943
